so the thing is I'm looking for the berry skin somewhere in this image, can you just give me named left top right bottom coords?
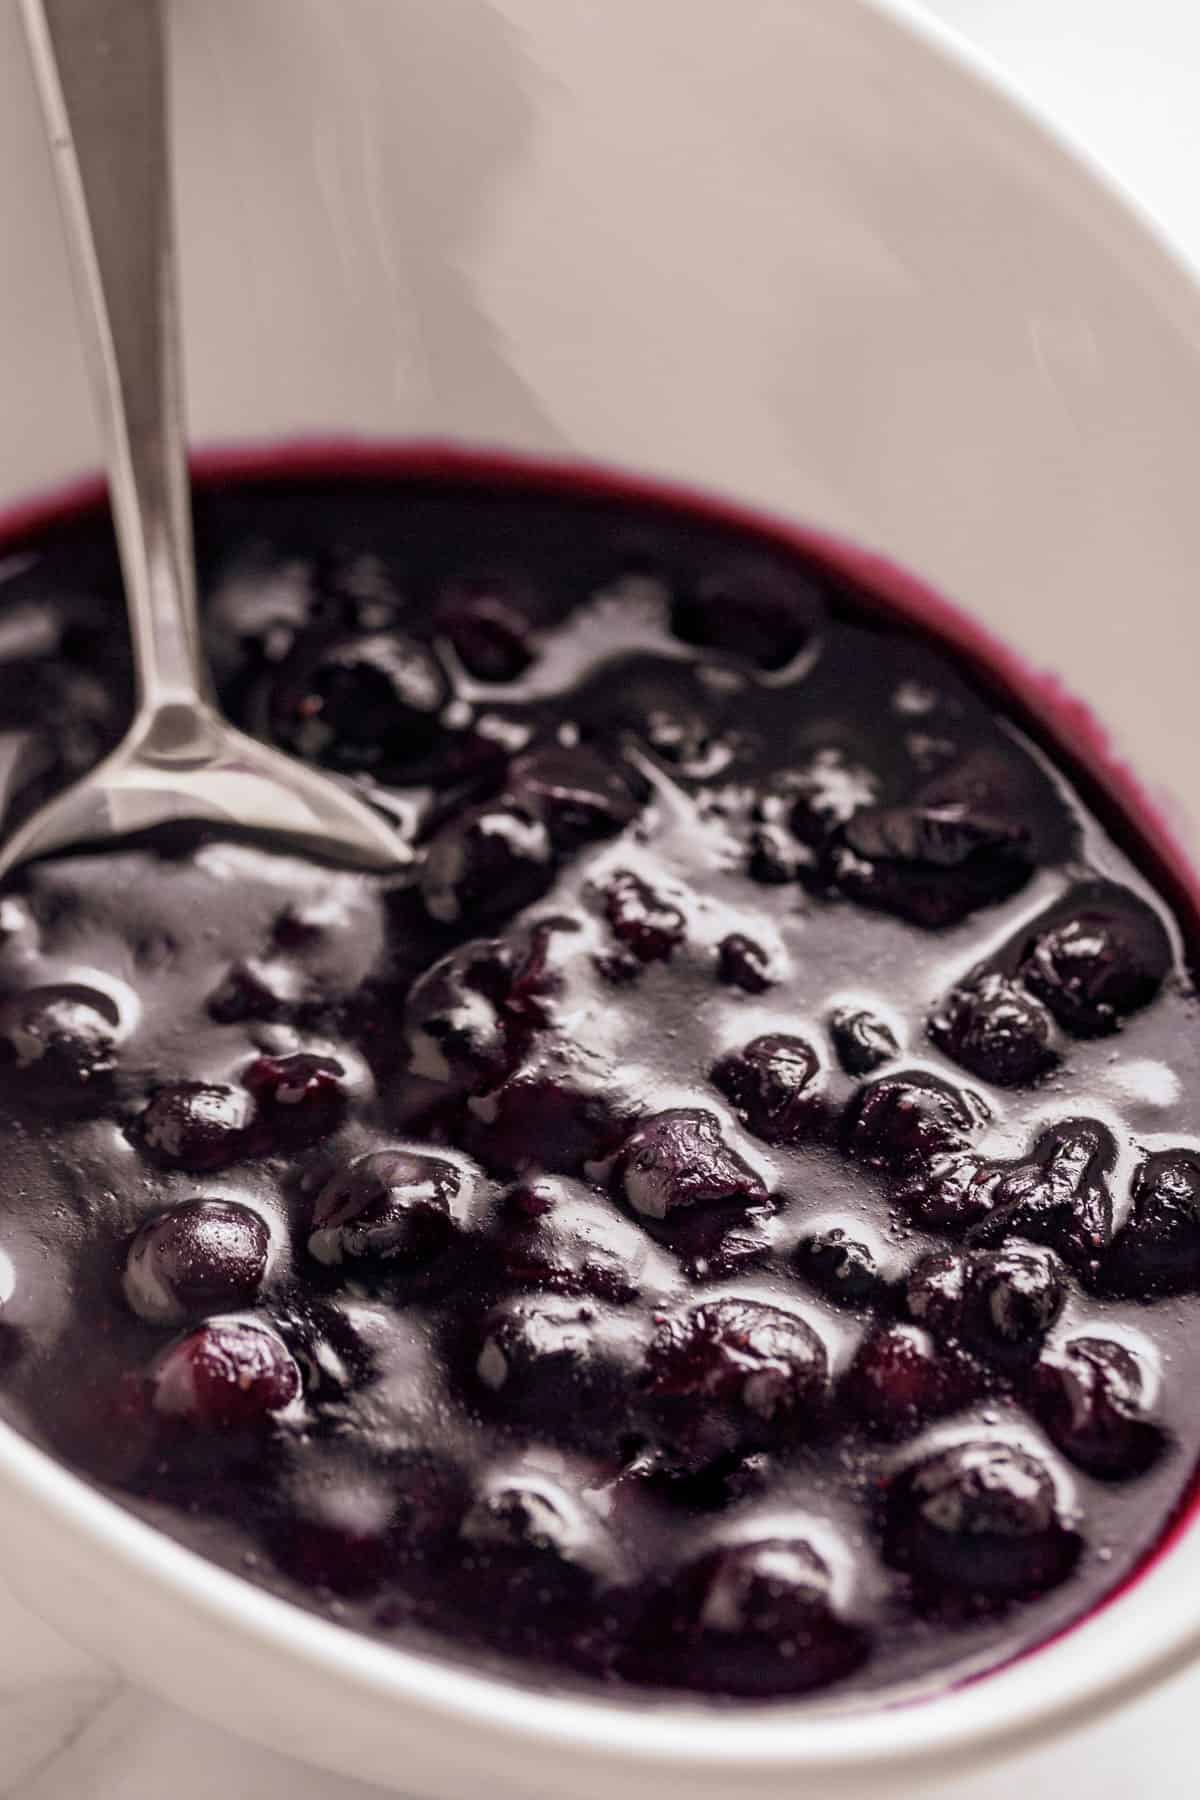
left=1103, top=1149, right=1200, bottom=1298
left=0, top=982, right=120, bottom=1091
left=403, top=938, right=515, bottom=1091
left=710, top=1034, right=823, bottom=1145
left=135, top=1083, right=256, bottom=1173
left=884, top=1440, right=1080, bottom=1605
left=123, top=1199, right=271, bottom=1326
left=842, top=1323, right=979, bottom=1436
left=421, top=803, right=556, bottom=927
left=626, top=1536, right=868, bottom=1697
left=786, top=747, right=880, bottom=846
left=716, top=933, right=773, bottom=994
left=308, top=1149, right=465, bottom=1274
left=829, top=772, right=1035, bottom=928
left=793, top=1225, right=890, bottom=1309
left=639, top=1296, right=827, bottom=1474
left=243, top=1052, right=348, bottom=1148
left=929, top=970, right=1057, bottom=1088
left=957, top=1246, right=1066, bottom=1370
left=670, top=555, right=823, bottom=671
left=1020, top=886, right=1171, bottom=1037
left=607, top=1109, right=765, bottom=1222
left=603, top=870, right=685, bottom=963
left=967, top=1120, right=1116, bottom=1271
left=473, top=1295, right=644, bottom=1446
left=1031, top=1338, right=1164, bottom=1479
left=829, top=1007, right=899, bottom=1077
left=843, top=1071, right=986, bottom=1175
left=507, top=745, right=643, bottom=847
left=435, top=576, right=535, bottom=682
left=495, top=1181, right=652, bottom=1302
left=268, top=631, right=449, bottom=771
left=150, top=1319, right=300, bottom=1430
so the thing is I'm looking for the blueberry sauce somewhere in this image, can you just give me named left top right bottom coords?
left=0, top=458, right=1197, bottom=1706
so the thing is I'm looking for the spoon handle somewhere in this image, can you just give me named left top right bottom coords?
left=21, top=0, right=210, bottom=714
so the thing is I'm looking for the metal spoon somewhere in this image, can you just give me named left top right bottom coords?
left=4, top=0, right=410, bottom=880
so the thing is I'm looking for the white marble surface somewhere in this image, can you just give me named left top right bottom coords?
left=5, top=2, right=1200, bottom=1794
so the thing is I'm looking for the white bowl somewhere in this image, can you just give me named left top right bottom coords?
left=2, top=1, right=1200, bottom=1794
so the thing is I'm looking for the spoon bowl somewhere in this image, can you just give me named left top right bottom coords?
left=10, top=0, right=412, bottom=879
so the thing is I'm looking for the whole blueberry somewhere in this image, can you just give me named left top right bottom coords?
left=421, top=803, right=556, bottom=927
left=1020, top=887, right=1171, bottom=1037
left=135, top=1083, right=256, bottom=1173
left=308, top=1149, right=465, bottom=1273
left=626, top=1536, right=868, bottom=1697
left=508, top=745, right=644, bottom=848
left=0, top=982, right=120, bottom=1090
left=640, top=1296, right=827, bottom=1473
left=1031, top=1338, right=1164, bottom=1479
left=268, top=631, right=449, bottom=770
left=608, top=1109, right=765, bottom=1222
left=884, top=1440, right=1080, bottom=1604
left=123, top=1199, right=271, bottom=1326
left=151, top=1319, right=300, bottom=1431
left=929, top=970, right=1057, bottom=1088
left=711, top=1033, right=823, bottom=1145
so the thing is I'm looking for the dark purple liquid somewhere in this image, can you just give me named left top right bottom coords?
left=0, top=456, right=1197, bottom=1705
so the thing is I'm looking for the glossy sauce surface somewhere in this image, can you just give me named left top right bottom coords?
left=0, top=466, right=1197, bottom=1705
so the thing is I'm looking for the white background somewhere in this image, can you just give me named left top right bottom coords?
left=3, top=3, right=1200, bottom=1795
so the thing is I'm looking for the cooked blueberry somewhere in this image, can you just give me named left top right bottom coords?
left=957, top=1246, right=1067, bottom=1369
left=466, top=1062, right=634, bottom=1177
left=1020, top=887, right=1171, bottom=1036
left=794, top=1226, right=889, bottom=1308
left=829, top=1007, right=899, bottom=1077
left=747, top=824, right=801, bottom=884
left=929, top=970, right=1057, bottom=1088
left=0, top=983, right=120, bottom=1089
left=711, top=1034, right=823, bottom=1144
left=904, top=1249, right=969, bottom=1336
left=421, top=802, right=555, bottom=927
left=496, top=1182, right=652, bottom=1302
left=207, top=960, right=298, bottom=1024
left=884, top=1440, right=1080, bottom=1603
left=403, top=938, right=515, bottom=1090
left=670, top=555, right=823, bottom=670
left=967, top=1120, right=1116, bottom=1270
left=454, top=1461, right=627, bottom=1656
left=640, top=1297, right=826, bottom=1474
left=603, top=869, right=685, bottom=962
left=716, top=933, right=773, bottom=994
left=1103, top=1149, right=1200, bottom=1297
left=268, top=1472, right=399, bottom=1596
left=435, top=576, right=536, bottom=682
left=269, top=1449, right=460, bottom=1595
left=243, top=1052, right=348, bottom=1147
left=843, top=1071, right=986, bottom=1174
left=135, top=1083, right=256, bottom=1173
left=267, top=631, right=449, bottom=770
left=508, top=745, right=643, bottom=847
left=842, top=1324, right=979, bottom=1436
left=1031, top=1338, right=1164, bottom=1479
left=786, top=748, right=880, bottom=846
left=626, top=1537, right=868, bottom=1697
left=608, top=1109, right=765, bottom=1222
left=150, top=1320, right=300, bottom=1430
left=123, top=1199, right=271, bottom=1326
left=473, top=1295, right=644, bottom=1444
left=831, top=787, right=1034, bottom=927
left=308, top=1149, right=464, bottom=1271
left=904, top=1158, right=998, bottom=1240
